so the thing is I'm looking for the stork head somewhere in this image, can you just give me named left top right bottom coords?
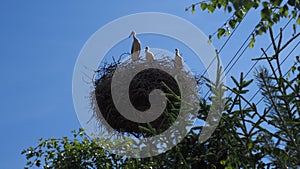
left=129, top=31, right=136, bottom=38
left=175, top=48, right=179, bottom=53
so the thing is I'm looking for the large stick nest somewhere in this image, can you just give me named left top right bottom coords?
left=90, top=55, right=200, bottom=137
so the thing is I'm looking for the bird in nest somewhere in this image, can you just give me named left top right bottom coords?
left=174, top=48, right=183, bottom=69
left=129, top=31, right=141, bottom=62
left=145, top=46, right=155, bottom=63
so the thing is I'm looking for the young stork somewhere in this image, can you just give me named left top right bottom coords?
left=145, top=46, right=154, bottom=63
left=129, top=31, right=141, bottom=62
left=174, top=48, right=183, bottom=69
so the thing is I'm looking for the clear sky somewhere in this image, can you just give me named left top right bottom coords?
left=0, top=1, right=298, bottom=168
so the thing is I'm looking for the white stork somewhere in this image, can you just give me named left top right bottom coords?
left=145, top=46, right=154, bottom=63
left=174, top=48, right=183, bottom=69
left=129, top=31, right=141, bottom=62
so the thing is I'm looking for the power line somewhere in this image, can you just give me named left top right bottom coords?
left=203, top=18, right=293, bottom=100
left=225, top=18, right=293, bottom=101
left=243, top=18, right=293, bottom=79
left=223, top=18, right=293, bottom=83
left=247, top=40, right=300, bottom=108
left=200, top=13, right=248, bottom=80
left=202, top=17, right=256, bottom=99
left=239, top=18, right=295, bottom=106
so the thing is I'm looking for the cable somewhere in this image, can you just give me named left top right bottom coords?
left=203, top=18, right=293, bottom=100
left=248, top=40, right=300, bottom=108
left=243, top=18, right=293, bottom=79
left=200, top=12, right=248, bottom=80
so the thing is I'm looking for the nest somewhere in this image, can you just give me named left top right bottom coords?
left=90, top=56, right=200, bottom=137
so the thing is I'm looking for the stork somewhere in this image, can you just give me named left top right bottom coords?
left=145, top=46, right=154, bottom=63
left=129, top=31, right=141, bottom=62
left=174, top=48, right=183, bottom=69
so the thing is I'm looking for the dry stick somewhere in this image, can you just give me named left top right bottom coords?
left=246, top=40, right=299, bottom=108
left=278, top=32, right=300, bottom=54
left=269, top=27, right=278, bottom=55
left=252, top=52, right=300, bottom=111
left=260, top=69, right=298, bottom=149
left=260, top=48, right=279, bottom=83
left=259, top=71, right=282, bottom=124
left=253, top=53, right=300, bottom=142
left=228, top=19, right=293, bottom=104
left=275, top=49, right=293, bottom=120
left=268, top=28, right=294, bottom=117
left=238, top=94, right=249, bottom=138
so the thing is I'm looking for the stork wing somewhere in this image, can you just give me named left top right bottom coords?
left=136, top=40, right=141, bottom=52
left=131, top=42, right=134, bottom=54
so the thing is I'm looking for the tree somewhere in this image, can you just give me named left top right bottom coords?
left=186, top=0, right=300, bottom=47
left=22, top=1, right=300, bottom=168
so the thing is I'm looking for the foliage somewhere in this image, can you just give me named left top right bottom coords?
left=22, top=47, right=300, bottom=168
left=186, top=0, right=300, bottom=48
left=22, top=1, right=300, bottom=169
left=22, top=129, right=112, bottom=169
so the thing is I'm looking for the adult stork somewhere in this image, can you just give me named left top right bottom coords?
left=129, top=31, right=141, bottom=62
left=145, top=46, right=154, bottom=63
left=174, top=48, right=183, bottom=69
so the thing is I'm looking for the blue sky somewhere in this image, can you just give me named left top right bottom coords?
left=0, top=1, right=298, bottom=168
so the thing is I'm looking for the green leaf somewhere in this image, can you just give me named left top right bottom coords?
left=200, top=3, right=207, bottom=10
left=26, top=161, right=32, bottom=166
left=217, top=28, right=225, bottom=38
left=291, top=66, right=296, bottom=72
left=297, top=15, right=300, bottom=24
left=225, top=166, right=233, bottom=169
left=229, top=19, right=236, bottom=29
left=225, top=30, right=230, bottom=35
left=35, top=160, right=41, bottom=167
left=243, top=0, right=254, bottom=11
left=262, top=1, right=269, bottom=8
left=279, top=5, right=289, bottom=17
left=227, top=6, right=232, bottom=13
left=261, top=7, right=271, bottom=20
left=208, top=34, right=212, bottom=44
left=249, top=37, right=255, bottom=48
left=253, top=0, right=260, bottom=8
left=291, top=10, right=297, bottom=19
left=207, top=4, right=216, bottom=13
left=220, top=160, right=226, bottom=165
left=248, top=142, right=253, bottom=149
left=191, top=4, right=195, bottom=14
left=235, top=10, right=244, bottom=19
left=272, top=13, right=280, bottom=23
left=293, top=24, right=296, bottom=35
left=138, top=126, right=152, bottom=133
left=255, top=28, right=263, bottom=35
left=270, top=0, right=283, bottom=6
left=288, top=0, right=295, bottom=6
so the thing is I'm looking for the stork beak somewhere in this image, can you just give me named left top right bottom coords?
left=129, top=32, right=133, bottom=38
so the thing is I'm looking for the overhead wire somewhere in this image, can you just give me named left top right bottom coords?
left=199, top=13, right=247, bottom=79
left=236, top=18, right=294, bottom=106
left=202, top=13, right=256, bottom=99
left=246, top=40, right=300, bottom=108
left=203, top=17, right=293, bottom=100
left=225, top=18, right=293, bottom=100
